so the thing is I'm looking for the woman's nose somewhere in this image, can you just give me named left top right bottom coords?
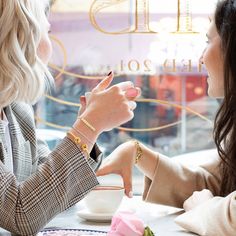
left=199, top=48, right=206, bottom=64
left=199, top=54, right=204, bottom=65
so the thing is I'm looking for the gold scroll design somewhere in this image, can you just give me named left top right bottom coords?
left=89, top=0, right=131, bottom=35
left=49, top=35, right=105, bottom=80
left=47, top=35, right=127, bottom=105
left=90, top=0, right=197, bottom=35
left=35, top=98, right=213, bottom=132
left=89, top=0, right=157, bottom=34
left=45, top=25, right=208, bottom=132
left=44, top=37, right=212, bottom=132
left=175, top=0, right=195, bottom=33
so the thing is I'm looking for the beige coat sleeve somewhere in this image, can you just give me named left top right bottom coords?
left=143, top=150, right=221, bottom=208
left=174, top=191, right=236, bottom=236
left=143, top=151, right=236, bottom=236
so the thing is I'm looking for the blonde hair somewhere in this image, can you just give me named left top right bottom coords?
left=0, top=0, right=53, bottom=108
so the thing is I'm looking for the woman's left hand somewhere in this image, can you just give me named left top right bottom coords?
left=183, top=189, right=214, bottom=211
left=96, top=141, right=136, bottom=198
left=78, top=96, right=86, bottom=116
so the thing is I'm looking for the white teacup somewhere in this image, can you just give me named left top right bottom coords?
left=84, top=186, right=124, bottom=214
left=85, top=81, right=137, bottom=102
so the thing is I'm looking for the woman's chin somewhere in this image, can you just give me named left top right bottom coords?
left=207, top=87, right=216, bottom=98
left=207, top=88, right=224, bottom=98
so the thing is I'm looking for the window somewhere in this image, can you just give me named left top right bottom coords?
left=36, top=0, right=219, bottom=193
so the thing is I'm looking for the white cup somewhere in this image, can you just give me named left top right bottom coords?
left=84, top=186, right=124, bottom=214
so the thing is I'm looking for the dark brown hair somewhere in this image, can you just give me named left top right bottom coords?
left=214, top=0, right=236, bottom=196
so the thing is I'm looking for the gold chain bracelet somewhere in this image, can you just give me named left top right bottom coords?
left=133, top=140, right=143, bottom=164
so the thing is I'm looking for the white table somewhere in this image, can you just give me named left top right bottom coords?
left=0, top=196, right=196, bottom=235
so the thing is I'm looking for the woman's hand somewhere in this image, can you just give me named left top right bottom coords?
left=183, top=189, right=214, bottom=211
left=96, top=141, right=136, bottom=198
left=78, top=95, right=86, bottom=116
left=76, top=72, right=141, bottom=134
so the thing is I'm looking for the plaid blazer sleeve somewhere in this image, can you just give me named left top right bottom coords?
left=37, top=138, right=103, bottom=172
left=0, top=103, right=100, bottom=235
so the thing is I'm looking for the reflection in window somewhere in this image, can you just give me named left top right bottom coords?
left=36, top=0, right=219, bottom=193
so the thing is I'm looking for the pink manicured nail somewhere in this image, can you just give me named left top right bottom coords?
left=126, top=88, right=138, bottom=97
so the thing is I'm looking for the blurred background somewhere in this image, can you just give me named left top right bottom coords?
left=36, top=0, right=219, bottom=193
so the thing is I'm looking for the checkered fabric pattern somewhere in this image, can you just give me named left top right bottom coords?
left=0, top=102, right=101, bottom=235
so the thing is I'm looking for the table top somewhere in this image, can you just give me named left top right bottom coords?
left=0, top=196, right=196, bottom=235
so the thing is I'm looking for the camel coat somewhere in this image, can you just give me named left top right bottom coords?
left=143, top=151, right=236, bottom=236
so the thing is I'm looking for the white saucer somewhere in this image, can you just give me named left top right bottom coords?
left=77, top=209, right=113, bottom=222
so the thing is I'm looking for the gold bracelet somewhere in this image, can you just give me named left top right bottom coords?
left=67, top=131, right=90, bottom=159
left=133, top=140, right=143, bottom=164
left=81, top=144, right=89, bottom=159
left=72, top=127, right=93, bottom=145
left=80, top=117, right=96, bottom=132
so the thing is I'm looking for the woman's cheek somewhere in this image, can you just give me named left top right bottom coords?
left=37, top=36, right=52, bottom=64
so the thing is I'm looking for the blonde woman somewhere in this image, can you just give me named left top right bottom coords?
left=97, top=0, right=236, bottom=235
left=0, top=0, right=140, bottom=235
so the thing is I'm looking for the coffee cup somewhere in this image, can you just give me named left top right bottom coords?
left=84, top=81, right=139, bottom=103
left=84, top=186, right=124, bottom=214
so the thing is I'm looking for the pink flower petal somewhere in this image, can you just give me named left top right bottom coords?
left=108, top=212, right=145, bottom=236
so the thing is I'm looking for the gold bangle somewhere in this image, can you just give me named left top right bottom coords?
left=134, top=140, right=143, bottom=164
left=81, top=143, right=89, bottom=159
left=67, top=131, right=81, bottom=144
left=67, top=131, right=90, bottom=159
left=80, top=117, right=96, bottom=132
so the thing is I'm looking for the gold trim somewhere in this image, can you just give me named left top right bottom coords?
left=50, top=35, right=67, bottom=80
left=36, top=98, right=213, bottom=133
left=45, top=94, right=81, bottom=107
left=49, top=35, right=108, bottom=80
left=137, top=98, right=212, bottom=123
left=35, top=116, right=70, bottom=130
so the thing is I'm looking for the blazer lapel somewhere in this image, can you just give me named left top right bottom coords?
left=0, top=121, right=7, bottom=163
left=4, top=105, right=32, bottom=181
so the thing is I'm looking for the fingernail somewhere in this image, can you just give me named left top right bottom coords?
left=85, top=92, right=91, bottom=101
left=128, top=191, right=133, bottom=198
left=80, top=96, right=86, bottom=102
left=126, top=88, right=138, bottom=97
left=107, top=71, right=112, bottom=76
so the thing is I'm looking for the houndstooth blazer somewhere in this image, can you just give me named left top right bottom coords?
left=0, top=102, right=102, bottom=235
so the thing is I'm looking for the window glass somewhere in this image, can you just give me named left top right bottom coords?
left=36, top=0, right=219, bottom=193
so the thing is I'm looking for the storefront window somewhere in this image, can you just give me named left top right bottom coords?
left=36, top=0, right=219, bottom=193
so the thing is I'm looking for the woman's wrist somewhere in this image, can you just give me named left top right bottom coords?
left=77, top=111, right=104, bottom=135
left=126, top=140, right=158, bottom=179
left=126, top=140, right=139, bottom=165
left=129, top=140, right=145, bottom=165
left=73, top=116, right=100, bottom=146
left=67, top=130, right=91, bottom=159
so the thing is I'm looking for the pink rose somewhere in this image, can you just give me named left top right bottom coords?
left=107, top=212, right=145, bottom=236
